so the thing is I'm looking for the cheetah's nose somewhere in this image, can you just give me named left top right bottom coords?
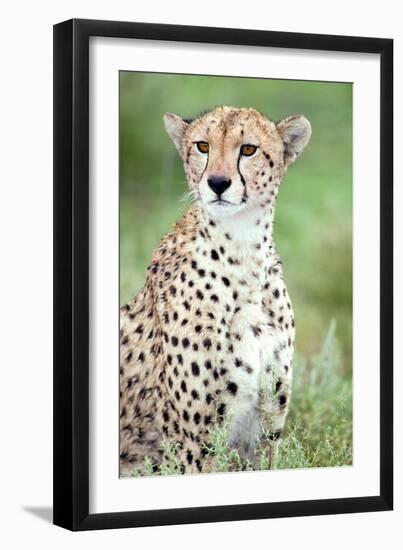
left=207, top=176, right=232, bottom=197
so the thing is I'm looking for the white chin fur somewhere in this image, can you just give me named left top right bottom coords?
left=203, top=201, right=246, bottom=219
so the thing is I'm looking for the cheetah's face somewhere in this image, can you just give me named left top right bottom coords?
left=164, top=106, right=311, bottom=220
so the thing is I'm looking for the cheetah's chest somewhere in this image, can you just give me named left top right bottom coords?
left=224, top=300, right=282, bottom=453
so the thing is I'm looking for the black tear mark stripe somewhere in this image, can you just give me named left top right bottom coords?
left=237, top=152, right=249, bottom=203
left=237, top=152, right=246, bottom=186
left=198, top=153, right=209, bottom=184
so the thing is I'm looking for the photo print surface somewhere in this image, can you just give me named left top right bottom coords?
left=119, top=72, right=352, bottom=478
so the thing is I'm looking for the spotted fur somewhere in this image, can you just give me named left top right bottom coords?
left=120, top=106, right=311, bottom=475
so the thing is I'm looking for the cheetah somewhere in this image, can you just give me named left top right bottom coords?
left=120, top=106, right=311, bottom=476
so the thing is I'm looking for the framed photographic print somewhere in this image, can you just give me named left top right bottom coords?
left=53, top=18, right=393, bottom=530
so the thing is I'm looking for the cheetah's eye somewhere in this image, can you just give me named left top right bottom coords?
left=240, top=144, right=257, bottom=157
left=196, top=141, right=209, bottom=154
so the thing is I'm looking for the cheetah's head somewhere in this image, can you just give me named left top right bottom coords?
left=164, top=106, right=311, bottom=220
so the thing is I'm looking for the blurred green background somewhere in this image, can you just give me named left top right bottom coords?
left=120, top=71, right=352, bottom=376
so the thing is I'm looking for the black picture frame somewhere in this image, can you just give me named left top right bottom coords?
left=53, top=18, right=393, bottom=531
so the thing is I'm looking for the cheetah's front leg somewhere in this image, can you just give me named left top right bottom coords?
left=258, top=332, right=294, bottom=467
left=225, top=308, right=273, bottom=464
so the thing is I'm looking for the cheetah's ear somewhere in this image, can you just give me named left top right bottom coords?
left=276, top=115, right=311, bottom=167
left=164, top=113, right=190, bottom=155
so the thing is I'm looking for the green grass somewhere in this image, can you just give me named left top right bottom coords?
left=281, top=320, right=352, bottom=469
left=130, top=323, right=352, bottom=476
